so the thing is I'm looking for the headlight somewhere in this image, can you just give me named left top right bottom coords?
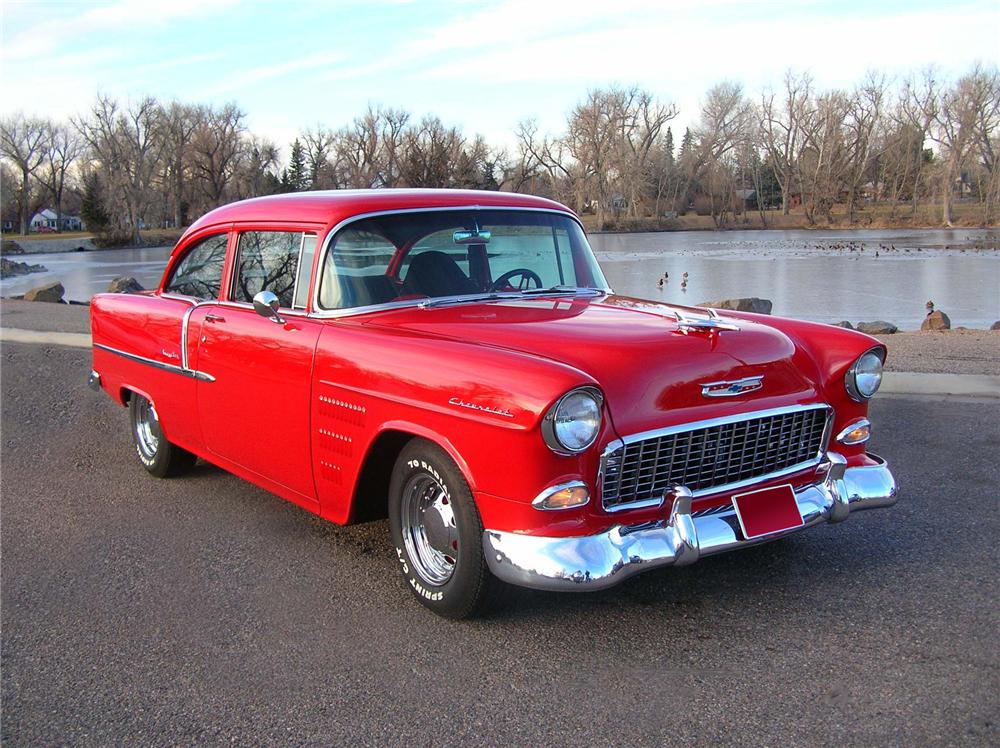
left=845, top=348, right=884, bottom=401
left=542, top=387, right=603, bottom=454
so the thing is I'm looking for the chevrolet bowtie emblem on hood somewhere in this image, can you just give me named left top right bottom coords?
left=701, top=375, right=764, bottom=397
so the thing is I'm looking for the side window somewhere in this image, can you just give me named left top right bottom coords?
left=318, top=229, right=399, bottom=310
left=231, top=231, right=316, bottom=310
left=164, top=233, right=227, bottom=299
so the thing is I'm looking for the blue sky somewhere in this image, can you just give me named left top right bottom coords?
left=2, top=0, right=998, bottom=154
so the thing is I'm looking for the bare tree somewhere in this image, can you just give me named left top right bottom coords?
left=760, top=71, right=813, bottom=214
left=843, top=72, right=888, bottom=221
left=798, top=91, right=851, bottom=223
left=75, top=95, right=165, bottom=244
left=0, top=113, right=49, bottom=234
left=565, top=86, right=676, bottom=226
left=236, top=135, right=280, bottom=198
left=38, top=122, right=85, bottom=231
left=189, top=103, right=246, bottom=209
left=301, top=125, right=336, bottom=188
left=160, top=101, right=199, bottom=228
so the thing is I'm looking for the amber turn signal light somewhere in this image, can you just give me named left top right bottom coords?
left=532, top=483, right=590, bottom=510
left=836, top=418, right=871, bottom=445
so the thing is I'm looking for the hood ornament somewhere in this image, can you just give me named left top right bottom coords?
left=701, top=375, right=764, bottom=397
left=674, top=307, right=740, bottom=334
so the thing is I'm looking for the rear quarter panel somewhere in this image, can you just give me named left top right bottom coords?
left=90, top=292, right=203, bottom=452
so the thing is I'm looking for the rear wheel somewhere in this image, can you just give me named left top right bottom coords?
left=388, top=439, right=505, bottom=618
left=129, top=394, right=196, bottom=478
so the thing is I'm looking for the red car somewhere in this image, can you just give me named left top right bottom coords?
left=90, top=190, right=897, bottom=617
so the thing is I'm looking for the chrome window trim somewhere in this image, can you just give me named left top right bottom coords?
left=599, top=403, right=833, bottom=511
left=213, top=300, right=308, bottom=318
left=94, top=343, right=215, bottom=382
left=308, top=205, right=611, bottom=319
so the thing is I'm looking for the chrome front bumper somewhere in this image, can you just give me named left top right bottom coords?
left=483, top=452, right=897, bottom=592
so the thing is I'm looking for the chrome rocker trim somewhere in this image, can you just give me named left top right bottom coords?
left=483, top=452, right=897, bottom=591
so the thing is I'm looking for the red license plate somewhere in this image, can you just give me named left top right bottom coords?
left=731, top=484, right=803, bottom=540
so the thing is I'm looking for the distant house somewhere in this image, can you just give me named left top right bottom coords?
left=29, top=209, right=83, bottom=232
left=735, top=188, right=757, bottom=210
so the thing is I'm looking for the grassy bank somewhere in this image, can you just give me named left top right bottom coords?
left=583, top=201, right=998, bottom=233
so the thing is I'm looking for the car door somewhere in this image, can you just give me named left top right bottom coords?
left=195, top=227, right=321, bottom=504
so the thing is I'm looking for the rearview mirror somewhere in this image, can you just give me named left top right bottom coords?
left=453, top=229, right=491, bottom=244
left=252, top=290, right=285, bottom=324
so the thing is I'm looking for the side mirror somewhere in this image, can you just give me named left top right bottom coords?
left=252, top=290, right=285, bottom=324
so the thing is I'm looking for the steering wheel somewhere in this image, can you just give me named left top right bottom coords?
left=490, top=268, right=543, bottom=292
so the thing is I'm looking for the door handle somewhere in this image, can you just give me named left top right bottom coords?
left=204, top=312, right=225, bottom=323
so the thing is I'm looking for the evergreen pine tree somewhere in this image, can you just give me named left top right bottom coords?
left=664, top=127, right=675, bottom=169
left=80, top=173, right=110, bottom=232
left=287, top=139, right=307, bottom=191
left=678, top=127, right=694, bottom=164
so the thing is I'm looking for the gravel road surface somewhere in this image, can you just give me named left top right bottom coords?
left=2, top=341, right=998, bottom=746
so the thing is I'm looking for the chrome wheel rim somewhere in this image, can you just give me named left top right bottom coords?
left=134, top=398, right=161, bottom=459
left=400, top=473, right=458, bottom=586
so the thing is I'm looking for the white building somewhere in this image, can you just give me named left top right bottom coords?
left=29, top=209, right=83, bottom=232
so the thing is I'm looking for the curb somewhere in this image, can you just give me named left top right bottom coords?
left=1, top=328, right=92, bottom=348
left=881, top=371, right=1000, bottom=399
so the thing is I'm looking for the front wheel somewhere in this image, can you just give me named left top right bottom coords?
left=388, top=439, right=505, bottom=618
left=129, top=394, right=196, bottom=478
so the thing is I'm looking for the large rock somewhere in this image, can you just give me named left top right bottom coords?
left=107, top=276, right=144, bottom=294
left=1, top=240, right=24, bottom=256
left=856, top=320, right=898, bottom=335
left=990, top=320, right=1000, bottom=331
left=699, top=297, right=773, bottom=315
left=832, top=320, right=854, bottom=329
left=1, top=257, right=46, bottom=278
left=920, top=310, right=951, bottom=331
left=23, top=281, right=65, bottom=303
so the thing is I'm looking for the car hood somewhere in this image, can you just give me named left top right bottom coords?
left=362, top=294, right=825, bottom=437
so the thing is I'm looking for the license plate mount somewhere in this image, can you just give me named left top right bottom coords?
left=731, top=483, right=803, bottom=540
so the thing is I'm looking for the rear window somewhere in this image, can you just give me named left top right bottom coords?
left=164, top=234, right=227, bottom=300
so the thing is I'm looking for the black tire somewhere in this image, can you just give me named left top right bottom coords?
left=128, top=394, right=196, bottom=478
left=388, top=439, right=506, bottom=618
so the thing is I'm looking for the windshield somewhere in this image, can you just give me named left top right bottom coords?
left=316, top=209, right=609, bottom=311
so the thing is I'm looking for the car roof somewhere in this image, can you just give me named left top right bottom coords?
left=183, top=189, right=574, bottom=237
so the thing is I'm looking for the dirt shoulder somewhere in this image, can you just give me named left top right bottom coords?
left=877, top=330, right=1000, bottom=376
left=1, top=299, right=91, bottom=334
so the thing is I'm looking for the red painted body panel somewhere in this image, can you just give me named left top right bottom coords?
left=91, top=189, right=886, bottom=542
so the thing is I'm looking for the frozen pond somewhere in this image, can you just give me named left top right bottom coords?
left=591, top=228, right=999, bottom=330
left=2, top=228, right=998, bottom=330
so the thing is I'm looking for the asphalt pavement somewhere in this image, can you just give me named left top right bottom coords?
left=1, top=340, right=998, bottom=746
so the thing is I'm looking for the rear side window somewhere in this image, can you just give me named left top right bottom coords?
left=232, top=231, right=316, bottom=310
left=164, top=234, right=227, bottom=299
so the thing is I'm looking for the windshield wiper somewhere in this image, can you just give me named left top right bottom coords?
left=518, top=285, right=604, bottom=296
left=419, top=292, right=519, bottom=309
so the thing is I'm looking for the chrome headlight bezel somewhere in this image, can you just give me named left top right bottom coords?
left=845, top=347, right=885, bottom=402
left=542, top=386, right=604, bottom=455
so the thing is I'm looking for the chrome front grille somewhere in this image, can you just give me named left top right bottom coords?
left=601, top=405, right=831, bottom=511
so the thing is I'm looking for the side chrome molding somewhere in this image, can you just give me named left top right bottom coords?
left=93, top=343, right=215, bottom=382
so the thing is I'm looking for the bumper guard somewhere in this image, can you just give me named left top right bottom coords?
left=483, top=452, right=897, bottom=591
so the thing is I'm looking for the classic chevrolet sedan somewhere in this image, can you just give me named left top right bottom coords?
left=90, top=189, right=897, bottom=617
